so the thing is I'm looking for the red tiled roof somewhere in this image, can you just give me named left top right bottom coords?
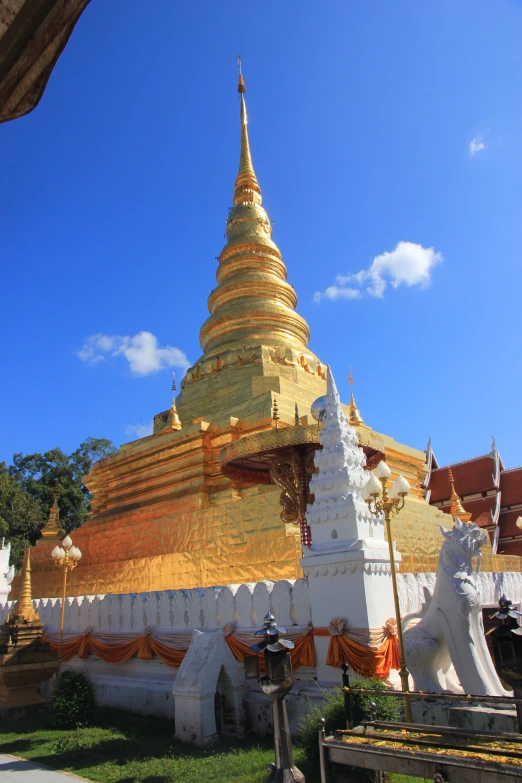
left=499, top=508, right=522, bottom=538
left=500, top=467, right=522, bottom=507
left=429, top=455, right=497, bottom=502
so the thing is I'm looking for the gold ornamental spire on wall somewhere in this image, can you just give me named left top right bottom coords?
left=198, top=66, right=311, bottom=357
left=9, top=547, right=39, bottom=623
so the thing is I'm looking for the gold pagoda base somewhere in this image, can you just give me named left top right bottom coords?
left=14, top=359, right=521, bottom=600
left=0, top=620, right=58, bottom=718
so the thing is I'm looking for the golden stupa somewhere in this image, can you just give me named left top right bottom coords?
left=24, top=71, right=520, bottom=599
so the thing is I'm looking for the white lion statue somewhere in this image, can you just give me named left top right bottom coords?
left=402, top=518, right=508, bottom=696
left=0, top=539, right=15, bottom=601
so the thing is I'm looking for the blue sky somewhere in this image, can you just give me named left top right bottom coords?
left=2, top=0, right=521, bottom=469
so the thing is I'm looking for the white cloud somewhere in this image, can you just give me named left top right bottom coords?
left=313, top=285, right=361, bottom=303
left=314, top=241, right=442, bottom=302
left=125, top=422, right=153, bottom=439
left=469, top=136, right=485, bottom=155
left=77, top=331, right=190, bottom=376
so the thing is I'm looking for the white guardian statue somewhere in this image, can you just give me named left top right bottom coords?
left=402, top=518, right=508, bottom=696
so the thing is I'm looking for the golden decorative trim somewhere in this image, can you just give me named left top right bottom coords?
left=220, top=424, right=320, bottom=469
left=181, top=345, right=327, bottom=389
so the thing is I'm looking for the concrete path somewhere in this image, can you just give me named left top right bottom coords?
left=0, top=754, right=89, bottom=782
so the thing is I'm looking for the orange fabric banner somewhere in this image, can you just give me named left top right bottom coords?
left=44, top=626, right=399, bottom=678
left=312, top=628, right=400, bottom=678
left=44, top=632, right=187, bottom=667
left=148, top=637, right=187, bottom=668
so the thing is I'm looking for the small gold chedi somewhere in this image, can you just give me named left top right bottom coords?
left=0, top=548, right=58, bottom=716
left=18, top=70, right=521, bottom=600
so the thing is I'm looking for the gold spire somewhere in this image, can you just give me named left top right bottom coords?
left=197, top=63, right=312, bottom=358
left=348, top=368, right=364, bottom=426
left=448, top=468, right=471, bottom=522
left=40, top=484, right=65, bottom=541
left=234, top=62, right=261, bottom=207
left=10, top=548, right=39, bottom=623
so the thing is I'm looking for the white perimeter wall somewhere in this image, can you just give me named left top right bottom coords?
left=2, top=571, right=521, bottom=730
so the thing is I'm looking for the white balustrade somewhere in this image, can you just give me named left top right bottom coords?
left=2, top=573, right=520, bottom=636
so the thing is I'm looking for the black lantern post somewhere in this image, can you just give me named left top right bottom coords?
left=489, top=595, right=522, bottom=732
left=244, top=612, right=305, bottom=782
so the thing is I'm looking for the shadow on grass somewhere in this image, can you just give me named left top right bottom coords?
left=0, top=738, right=35, bottom=755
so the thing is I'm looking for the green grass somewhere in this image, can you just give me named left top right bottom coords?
left=0, top=708, right=423, bottom=783
left=0, top=709, right=307, bottom=783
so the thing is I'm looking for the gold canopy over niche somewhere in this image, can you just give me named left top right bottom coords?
left=19, top=69, right=520, bottom=601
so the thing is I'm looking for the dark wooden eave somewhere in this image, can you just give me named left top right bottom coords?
left=0, top=0, right=91, bottom=124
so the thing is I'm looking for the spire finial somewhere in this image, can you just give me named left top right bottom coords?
left=448, top=467, right=471, bottom=522
left=40, top=484, right=65, bottom=541
left=347, top=367, right=364, bottom=426
left=233, top=59, right=261, bottom=206
left=169, top=398, right=182, bottom=431
left=295, top=402, right=300, bottom=426
left=237, top=54, right=245, bottom=90
left=10, top=547, right=39, bottom=623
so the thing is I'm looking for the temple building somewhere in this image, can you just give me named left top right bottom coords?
left=22, top=72, right=521, bottom=600
left=425, top=439, right=522, bottom=557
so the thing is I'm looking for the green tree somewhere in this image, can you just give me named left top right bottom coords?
left=3, top=438, right=116, bottom=568
left=0, top=464, right=45, bottom=568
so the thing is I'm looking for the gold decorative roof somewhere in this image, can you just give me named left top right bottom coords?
left=198, top=69, right=311, bottom=357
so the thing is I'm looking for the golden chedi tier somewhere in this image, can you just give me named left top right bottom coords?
left=18, top=71, right=521, bottom=601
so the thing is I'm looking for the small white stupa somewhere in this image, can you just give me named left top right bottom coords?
left=301, top=367, right=398, bottom=681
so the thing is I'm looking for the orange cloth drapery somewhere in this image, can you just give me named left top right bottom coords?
left=313, top=627, right=400, bottom=679
left=45, top=624, right=399, bottom=678
left=45, top=631, right=187, bottom=668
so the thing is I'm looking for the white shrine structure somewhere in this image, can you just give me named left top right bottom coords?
left=302, top=368, right=397, bottom=681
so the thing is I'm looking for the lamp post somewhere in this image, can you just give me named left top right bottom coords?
left=244, top=613, right=305, bottom=782
left=488, top=595, right=522, bottom=733
left=51, top=535, right=81, bottom=683
left=362, top=461, right=413, bottom=722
